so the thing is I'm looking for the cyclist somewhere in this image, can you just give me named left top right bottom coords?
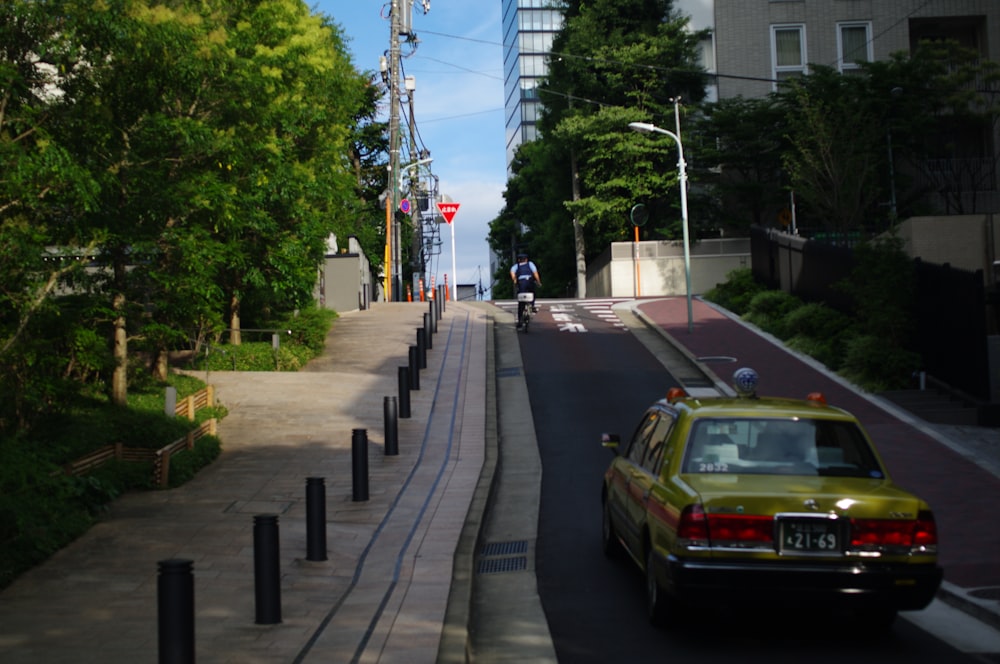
left=510, top=252, right=541, bottom=328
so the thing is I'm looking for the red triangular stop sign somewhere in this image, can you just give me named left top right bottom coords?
left=436, top=202, right=460, bottom=224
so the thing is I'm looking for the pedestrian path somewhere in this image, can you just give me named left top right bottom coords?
left=632, top=296, right=1000, bottom=632
left=0, top=301, right=489, bottom=664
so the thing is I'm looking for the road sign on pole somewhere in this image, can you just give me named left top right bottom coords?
left=435, top=202, right=460, bottom=300
left=436, top=202, right=460, bottom=224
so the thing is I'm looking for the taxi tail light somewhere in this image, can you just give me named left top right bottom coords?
left=849, top=511, right=938, bottom=553
left=677, top=507, right=774, bottom=548
left=706, top=514, right=774, bottom=545
left=677, top=504, right=709, bottom=546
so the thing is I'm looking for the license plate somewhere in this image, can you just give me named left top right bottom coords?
left=779, top=519, right=841, bottom=553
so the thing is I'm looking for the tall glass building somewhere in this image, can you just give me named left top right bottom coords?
left=502, top=0, right=563, bottom=169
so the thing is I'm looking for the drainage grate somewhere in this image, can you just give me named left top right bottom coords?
left=480, top=540, right=528, bottom=557
left=476, top=540, right=529, bottom=575
left=477, top=556, right=527, bottom=575
left=496, top=367, right=522, bottom=378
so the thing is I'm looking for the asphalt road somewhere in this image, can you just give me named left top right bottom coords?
left=516, top=299, right=988, bottom=664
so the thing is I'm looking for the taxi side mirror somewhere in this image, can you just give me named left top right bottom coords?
left=601, top=433, right=621, bottom=455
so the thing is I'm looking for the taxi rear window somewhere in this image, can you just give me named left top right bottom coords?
left=681, top=418, right=884, bottom=478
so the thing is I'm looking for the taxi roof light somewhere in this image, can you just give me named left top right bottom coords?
left=732, top=367, right=758, bottom=398
left=666, top=387, right=687, bottom=402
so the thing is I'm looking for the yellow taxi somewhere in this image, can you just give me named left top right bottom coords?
left=600, top=368, right=943, bottom=631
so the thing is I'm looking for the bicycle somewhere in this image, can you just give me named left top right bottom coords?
left=516, top=291, right=535, bottom=332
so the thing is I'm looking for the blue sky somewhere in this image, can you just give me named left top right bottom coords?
left=313, top=1, right=507, bottom=296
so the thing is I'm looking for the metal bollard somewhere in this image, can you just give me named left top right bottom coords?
left=384, top=396, right=399, bottom=456
left=423, top=312, right=433, bottom=350
left=352, top=429, right=369, bottom=502
left=416, top=328, right=427, bottom=369
left=305, top=478, right=327, bottom=562
left=158, top=558, right=194, bottom=664
left=398, top=366, right=411, bottom=418
left=253, top=515, right=282, bottom=625
left=408, top=346, right=420, bottom=390
left=429, top=299, right=437, bottom=334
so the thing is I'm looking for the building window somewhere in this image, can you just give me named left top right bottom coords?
left=838, top=22, right=872, bottom=73
left=771, top=24, right=807, bottom=86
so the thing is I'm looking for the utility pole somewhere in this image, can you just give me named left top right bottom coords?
left=386, top=0, right=402, bottom=301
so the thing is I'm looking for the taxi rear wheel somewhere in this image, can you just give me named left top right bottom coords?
left=645, top=547, right=669, bottom=626
left=601, top=498, right=623, bottom=560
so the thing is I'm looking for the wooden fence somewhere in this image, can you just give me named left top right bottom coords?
left=174, top=385, right=214, bottom=420
left=60, top=386, right=218, bottom=487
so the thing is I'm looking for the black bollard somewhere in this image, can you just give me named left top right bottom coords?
left=416, top=328, right=427, bottom=369
left=352, top=428, right=369, bottom=502
left=408, top=346, right=420, bottom=390
left=435, top=295, right=442, bottom=329
left=384, top=396, right=399, bottom=456
left=423, top=312, right=433, bottom=350
left=398, top=366, right=411, bottom=418
left=305, top=478, right=327, bottom=562
left=158, top=559, right=194, bottom=664
left=253, top=515, right=282, bottom=625
left=429, top=299, right=437, bottom=334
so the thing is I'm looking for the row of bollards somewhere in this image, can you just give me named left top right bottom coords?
left=157, top=297, right=447, bottom=662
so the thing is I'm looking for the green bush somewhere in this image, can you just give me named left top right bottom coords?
left=783, top=302, right=852, bottom=339
left=703, top=268, right=766, bottom=315
left=743, top=290, right=803, bottom=339
left=165, top=436, right=222, bottom=488
left=786, top=334, right=844, bottom=371
left=0, top=371, right=224, bottom=590
left=840, top=334, right=921, bottom=391
left=283, top=306, right=337, bottom=353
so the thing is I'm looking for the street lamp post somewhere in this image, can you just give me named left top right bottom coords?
left=629, top=107, right=693, bottom=333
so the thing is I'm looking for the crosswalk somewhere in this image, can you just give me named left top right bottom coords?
left=495, top=298, right=629, bottom=332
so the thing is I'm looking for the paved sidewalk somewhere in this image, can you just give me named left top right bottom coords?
left=633, top=296, right=1000, bottom=631
left=0, top=301, right=489, bottom=664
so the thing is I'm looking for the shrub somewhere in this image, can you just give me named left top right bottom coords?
left=165, top=436, right=222, bottom=488
left=282, top=306, right=337, bottom=354
left=703, top=268, right=766, bottom=315
left=783, top=302, right=852, bottom=339
left=840, top=334, right=921, bottom=391
left=743, top=290, right=803, bottom=339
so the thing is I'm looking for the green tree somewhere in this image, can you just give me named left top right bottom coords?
left=691, top=96, right=788, bottom=230
left=490, top=0, right=707, bottom=295
left=777, top=66, right=885, bottom=232
left=206, top=0, right=369, bottom=342
left=0, top=1, right=102, bottom=430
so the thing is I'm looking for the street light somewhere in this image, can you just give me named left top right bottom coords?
left=629, top=110, right=693, bottom=333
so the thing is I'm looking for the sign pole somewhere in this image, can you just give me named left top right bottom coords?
left=450, top=220, right=457, bottom=301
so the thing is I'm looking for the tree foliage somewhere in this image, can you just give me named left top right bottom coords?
left=0, top=0, right=380, bottom=433
left=490, top=0, right=707, bottom=294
